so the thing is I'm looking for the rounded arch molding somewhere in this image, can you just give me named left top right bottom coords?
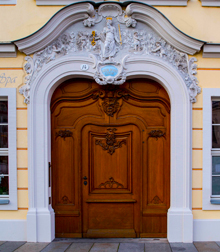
left=26, top=56, right=193, bottom=243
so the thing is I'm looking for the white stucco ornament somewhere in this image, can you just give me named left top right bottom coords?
left=19, top=2, right=201, bottom=104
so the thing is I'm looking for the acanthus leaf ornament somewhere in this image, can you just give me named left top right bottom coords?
left=56, top=130, right=73, bottom=140
left=95, top=128, right=126, bottom=155
left=149, top=130, right=165, bottom=140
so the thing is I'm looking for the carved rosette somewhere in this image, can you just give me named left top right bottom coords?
left=98, top=177, right=124, bottom=188
left=95, top=128, right=126, bottom=155
left=56, top=130, right=73, bottom=140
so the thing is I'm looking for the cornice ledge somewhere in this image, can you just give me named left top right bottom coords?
left=13, top=2, right=95, bottom=55
left=126, top=3, right=204, bottom=55
left=36, top=0, right=187, bottom=6
left=134, top=0, right=188, bottom=6
left=0, top=43, right=17, bottom=58
left=203, top=44, right=220, bottom=58
left=200, top=0, right=220, bottom=6
left=0, top=0, right=16, bottom=4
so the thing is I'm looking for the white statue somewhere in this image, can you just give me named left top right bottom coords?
left=101, top=18, right=120, bottom=61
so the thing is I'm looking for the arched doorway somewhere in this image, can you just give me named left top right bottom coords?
left=51, top=78, right=170, bottom=238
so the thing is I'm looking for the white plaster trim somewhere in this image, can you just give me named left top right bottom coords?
left=201, top=0, right=220, bottom=6
left=14, top=2, right=95, bottom=55
left=0, top=44, right=16, bottom=58
left=203, top=44, right=220, bottom=58
left=0, top=0, right=16, bottom=4
left=126, top=3, right=204, bottom=55
left=0, top=220, right=26, bottom=241
left=26, top=54, right=193, bottom=242
left=14, top=2, right=204, bottom=55
left=0, top=88, right=17, bottom=210
left=194, top=219, right=220, bottom=241
left=203, top=88, right=220, bottom=210
left=36, top=0, right=187, bottom=6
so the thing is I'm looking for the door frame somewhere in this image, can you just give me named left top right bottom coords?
left=26, top=56, right=193, bottom=243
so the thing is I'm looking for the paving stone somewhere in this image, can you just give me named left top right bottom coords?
left=41, top=242, right=71, bottom=252
left=170, top=243, right=198, bottom=252
left=0, top=241, right=26, bottom=252
left=194, top=242, right=220, bottom=252
left=90, top=243, right=119, bottom=252
left=14, top=242, right=49, bottom=252
left=145, top=243, right=172, bottom=252
left=216, top=242, right=220, bottom=248
left=66, top=243, right=93, bottom=252
left=118, top=242, right=145, bottom=252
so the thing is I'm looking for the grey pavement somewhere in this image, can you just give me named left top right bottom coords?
left=0, top=239, right=219, bottom=252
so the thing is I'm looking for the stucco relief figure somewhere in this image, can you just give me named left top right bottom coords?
left=151, top=41, right=167, bottom=58
left=101, top=18, right=120, bottom=61
left=133, top=32, right=141, bottom=51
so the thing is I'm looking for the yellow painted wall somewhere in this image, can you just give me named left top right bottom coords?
left=0, top=0, right=220, bottom=221
left=0, top=51, right=28, bottom=219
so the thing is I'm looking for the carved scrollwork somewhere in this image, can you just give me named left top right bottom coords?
left=56, top=130, right=73, bottom=140
left=149, top=130, right=165, bottom=140
left=98, top=177, right=124, bottom=188
left=95, top=128, right=126, bottom=155
left=93, top=85, right=129, bottom=117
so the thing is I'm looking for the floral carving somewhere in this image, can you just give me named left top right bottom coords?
left=98, top=177, right=124, bottom=188
left=151, top=196, right=162, bottom=204
left=149, top=130, right=165, bottom=140
left=93, top=86, right=129, bottom=117
left=95, top=128, right=126, bottom=155
left=56, top=130, right=73, bottom=140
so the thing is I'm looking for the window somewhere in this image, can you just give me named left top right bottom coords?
left=0, top=88, right=17, bottom=210
left=0, top=99, right=9, bottom=197
left=203, top=89, right=220, bottom=209
left=211, top=100, right=220, bottom=201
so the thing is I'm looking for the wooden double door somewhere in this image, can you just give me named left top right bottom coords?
left=51, top=78, right=170, bottom=238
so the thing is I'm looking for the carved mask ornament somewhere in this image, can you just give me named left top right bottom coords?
left=93, top=85, right=129, bottom=117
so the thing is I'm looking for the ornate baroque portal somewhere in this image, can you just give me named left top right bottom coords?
left=14, top=1, right=204, bottom=243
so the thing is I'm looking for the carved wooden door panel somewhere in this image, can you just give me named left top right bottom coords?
left=51, top=78, right=170, bottom=238
left=82, top=124, right=141, bottom=238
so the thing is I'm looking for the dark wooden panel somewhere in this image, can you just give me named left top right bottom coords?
left=147, top=136, right=165, bottom=204
left=53, top=133, right=75, bottom=208
left=88, top=203, right=134, bottom=229
left=55, top=216, right=81, bottom=234
left=90, top=131, right=132, bottom=194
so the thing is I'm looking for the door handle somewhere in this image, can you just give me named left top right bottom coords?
left=84, top=181, right=88, bottom=186
left=83, top=176, right=87, bottom=180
